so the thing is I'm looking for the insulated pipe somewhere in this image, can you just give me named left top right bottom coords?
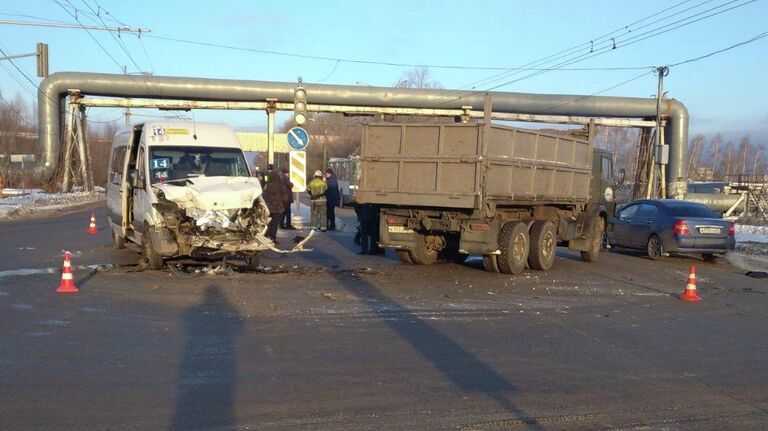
left=38, top=72, right=688, bottom=196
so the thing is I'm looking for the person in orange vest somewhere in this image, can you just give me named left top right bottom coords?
left=307, top=170, right=328, bottom=231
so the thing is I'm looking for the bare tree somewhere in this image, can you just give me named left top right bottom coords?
left=709, top=133, right=722, bottom=179
left=687, top=135, right=705, bottom=179
left=752, top=144, right=765, bottom=175
left=724, top=142, right=734, bottom=177
left=0, top=90, right=36, bottom=188
left=394, top=67, right=442, bottom=89
left=738, top=134, right=751, bottom=174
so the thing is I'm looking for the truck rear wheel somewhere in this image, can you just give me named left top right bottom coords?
left=412, top=234, right=438, bottom=265
left=482, top=255, right=500, bottom=273
left=528, top=220, right=556, bottom=270
left=396, top=250, right=415, bottom=264
left=498, top=222, right=529, bottom=274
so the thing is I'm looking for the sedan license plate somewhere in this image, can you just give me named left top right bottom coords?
left=388, top=226, right=414, bottom=234
left=699, top=227, right=721, bottom=234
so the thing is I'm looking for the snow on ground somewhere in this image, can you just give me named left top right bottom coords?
left=735, top=224, right=768, bottom=244
left=0, top=189, right=104, bottom=220
left=728, top=224, right=768, bottom=272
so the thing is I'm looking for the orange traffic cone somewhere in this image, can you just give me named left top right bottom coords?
left=680, top=264, right=701, bottom=302
left=56, top=251, right=79, bottom=294
left=86, top=212, right=98, bottom=234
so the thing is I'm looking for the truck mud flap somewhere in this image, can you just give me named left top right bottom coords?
left=379, top=216, right=417, bottom=250
left=459, top=221, right=500, bottom=255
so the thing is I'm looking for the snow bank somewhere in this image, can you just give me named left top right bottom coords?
left=735, top=224, right=768, bottom=244
left=0, top=190, right=104, bottom=220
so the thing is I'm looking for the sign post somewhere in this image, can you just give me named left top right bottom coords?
left=287, top=127, right=309, bottom=152
left=289, top=150, right=308, bottom=228
left=287, top=128, right=310, bottom=227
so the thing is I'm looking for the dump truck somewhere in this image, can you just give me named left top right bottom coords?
left=356, top=122, right=622, bottom=274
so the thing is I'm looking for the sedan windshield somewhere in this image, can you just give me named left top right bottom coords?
left=148, top=146, right=250, bottom=184
left=666, top=204, right=718, bottom=218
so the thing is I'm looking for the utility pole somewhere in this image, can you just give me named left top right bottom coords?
left=123, top=66, right=131, bottom=126
left=653, top=66, right=669, bottom=198
left=266, top=99, right=277, bottom=165
left=121, top=70, right=152, bottom=126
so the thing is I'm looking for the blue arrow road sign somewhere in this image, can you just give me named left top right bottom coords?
left=287, top=127, right=310, bottom=151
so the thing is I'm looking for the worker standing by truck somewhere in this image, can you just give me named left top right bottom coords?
left=308, top=170, right=328, bottom=231
left=325, top=168, right=341, bottom=231
left=355, top=202, right=383, bottom=255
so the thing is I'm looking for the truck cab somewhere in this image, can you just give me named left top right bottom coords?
left=590, top=148, right=625, bottom=218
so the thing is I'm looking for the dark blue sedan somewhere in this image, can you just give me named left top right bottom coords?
left=608, top=199, right=735, bottom=261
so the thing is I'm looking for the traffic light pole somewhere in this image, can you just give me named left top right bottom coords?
left=266, top=99, right=277, bottom=165
left=0, top=43, right=48, bottom=77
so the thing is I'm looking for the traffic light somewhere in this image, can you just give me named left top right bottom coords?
left=36, top=43, right=48, bottom=78
left=294, top=85, right=307, bottom=125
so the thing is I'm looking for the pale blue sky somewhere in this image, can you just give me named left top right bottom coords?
left=1, top=0, right=766, bottom=138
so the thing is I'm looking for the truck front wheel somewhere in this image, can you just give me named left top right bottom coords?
left=528, top=220, right=557, bottom=270
left=498, top=222, right=530, bottom=274
left=580, top=218, right=604, bottom=262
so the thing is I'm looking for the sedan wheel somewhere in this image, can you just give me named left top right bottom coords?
left=646, top=234, right=663, bottom=260
left=703, top=253, right=718, bottom=263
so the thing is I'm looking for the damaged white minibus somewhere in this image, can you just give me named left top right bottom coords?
left=106, top=122, right=282, bottom=269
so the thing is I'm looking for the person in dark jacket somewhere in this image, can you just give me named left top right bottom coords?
left=262, top=169, right=287, bottom=244
left=324, top=168, right=341, bottom=231
left=279, top=168, right=295, bottom=229
left=355, top=203, right=383, bottom=255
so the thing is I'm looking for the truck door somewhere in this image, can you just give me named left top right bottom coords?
left=600, top=154, right=617, bottom=216
left=131, top=146, right=149, bottom=235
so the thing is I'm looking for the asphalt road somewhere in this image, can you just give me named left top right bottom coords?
left=1, top=205, right=767, bottom=430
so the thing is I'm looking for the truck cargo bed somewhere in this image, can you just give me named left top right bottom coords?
left=357, top=123, right=593, bottom=209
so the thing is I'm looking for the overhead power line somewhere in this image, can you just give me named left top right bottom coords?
left=142, top=34, right=653, bottom=72
left=512, top=29, right=768, bottom=114
left=461, top=0, right=701, bottom=89
left=53, top=0, right=123, bottom=69
left=668, top=30, right=768, bottom=67
left=477, top=0, right=757, bottom=92
left=0, top=19, right=150, bottom=33
left=74, top=0, right=144, bottom=73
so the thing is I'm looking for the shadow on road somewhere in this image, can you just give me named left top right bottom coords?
left=171, top=284, right=243, bottom=430
left=322, top=235, right=541, bottom=429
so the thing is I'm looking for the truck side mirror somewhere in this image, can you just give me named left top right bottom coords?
left=615, top=168, right=626, bottom=188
